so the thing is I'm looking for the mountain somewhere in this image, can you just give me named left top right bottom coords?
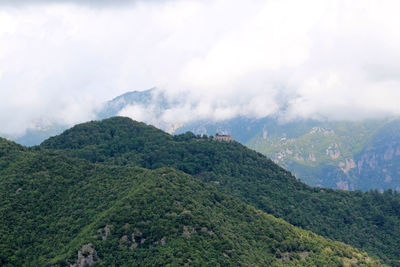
left=7, top=88, right=400, bottom=192
left=353, top=119, right=400, bottom=191
left=1, top=120, right=67, bottom=147
left=0, top=138, right=379, bottom=266
left=96, top=87, right=182, bottom=133
left=38, top=117, right=400, bottom=265
left=96, top=87, right=161, bottom=119
left=95, top=88, right=400, bottom=192
left=10, top=88, right=168, bottom=146
left=245, top=118, right=400, bottom=192
left=178, top=116, right=400, bottom=191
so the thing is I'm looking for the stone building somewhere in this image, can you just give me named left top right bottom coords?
left=214, top=134, right=234, bottom=142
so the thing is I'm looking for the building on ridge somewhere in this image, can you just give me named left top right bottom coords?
left=214, top=134, right=234, bottom=142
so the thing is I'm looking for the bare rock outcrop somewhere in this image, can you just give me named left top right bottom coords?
left=326, top=143, right=341, bottom=159
left=97, top=225, right=112, bottom=241
left=339, top=158, right=356, bottom=174
left=70, top=244, right=99, bottom=267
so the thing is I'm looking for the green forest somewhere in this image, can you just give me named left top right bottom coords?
left=1, top=117, right=399, bottom=266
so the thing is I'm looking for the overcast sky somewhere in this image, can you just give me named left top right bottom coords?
left=1, top=0, right=400, bottom=136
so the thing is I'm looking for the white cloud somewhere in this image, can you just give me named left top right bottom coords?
left=118, top=104, right=155, bottom=124
left=1, top=0, right=400, bottom=136
left=0, top=0, right=170, bottom=8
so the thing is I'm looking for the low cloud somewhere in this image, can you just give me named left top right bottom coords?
left=1, top=0, right=400, bottom=136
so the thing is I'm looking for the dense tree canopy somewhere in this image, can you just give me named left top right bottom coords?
left=39, top=117, right=400, bottom=265
left=0, top=139, right=379, bottom=266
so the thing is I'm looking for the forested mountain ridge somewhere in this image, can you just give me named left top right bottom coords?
left=96, top=89, right=400, bottom=192
left=0, top=137, right=25, bottom=154
left=179, top=116, right=400, bottom=191
left=245, top=118, right=400, bottom=191
left=0, top=138, right=380, bottom=266
left=8, top=88, right=400, bottom=193
left=37, top=117, right=400, bottom=265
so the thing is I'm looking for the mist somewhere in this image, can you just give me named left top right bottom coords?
left=1, top=0, right=400, bottom=136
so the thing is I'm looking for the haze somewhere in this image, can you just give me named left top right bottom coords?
left=1, top=0, right=400, bottom=136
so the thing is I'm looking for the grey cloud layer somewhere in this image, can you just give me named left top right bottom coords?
left=1, top=0, right=400, bottom=136
left=0, top=0, right=168, bottom=7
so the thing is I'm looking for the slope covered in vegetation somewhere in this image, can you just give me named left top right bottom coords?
left=39, top=117, right=400, bottom=265
left=0, top=138, right=379, bottom=266
left=245, top=118, right=400, bottom=191
left=176, top=115, right=400, bottom=191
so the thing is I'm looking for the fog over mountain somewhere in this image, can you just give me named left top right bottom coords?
left=1, top=0, right=400, bottom=137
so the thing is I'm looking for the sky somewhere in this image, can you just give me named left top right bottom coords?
left=1, top=0, right=400, bottom=136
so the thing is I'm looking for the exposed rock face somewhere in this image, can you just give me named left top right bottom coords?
left=182, top=115, right=400, bottom=191
left=98, top=225, right=111, bottom=241
left=294, top=154, right=304, bottom=161
left=262, top=129, right=268, bottom=139
left=384, top=146, right=395, bottom=160
left=270, top=123, right=400, bottom=191
left=70, top=244, right=99, bottom=267
left=129, top=232, right=138, bottom=250
left=309, top=127, right=334, bottom=135
left=339, top=159, right=356, bottom=174
left=357, top=152, right=378, bottom=171
left=116, top=228, right=146, bottom=250
left=326, top=143, right=341, bottom=159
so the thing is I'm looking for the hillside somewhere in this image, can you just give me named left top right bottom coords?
left=39, top=117, right=400, bottom=265
left=0, top=137, right=25, bottom=155
left=177, top=116, right=400, bottom=191
left=0, top=139, right=379, bottom=266
left=97, top=89, right=400, bottom=192
left=8, top=88, right=400, bottom=193
left=245, top=118, right=400, bottom=191
left=353, top=119, right=400, bottom=191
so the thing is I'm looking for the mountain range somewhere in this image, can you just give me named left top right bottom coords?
left=5, top=88, right=400, bottom=192
left=180, top=116, right=400, bottom=192
left=2, top=117, right=398, bottom=265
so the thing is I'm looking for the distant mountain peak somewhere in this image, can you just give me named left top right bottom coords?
left=97, top=88, right=159, bottom=120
